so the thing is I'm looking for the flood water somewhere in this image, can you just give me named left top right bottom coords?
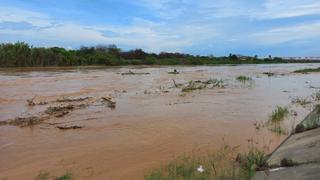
left=0, top=64, right=319, bottom=179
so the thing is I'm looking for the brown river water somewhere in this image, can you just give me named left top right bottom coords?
left=0, top=64, right=319, bottom=179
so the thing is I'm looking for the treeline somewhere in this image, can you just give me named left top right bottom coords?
left=0, top=42, right=284, bottom=67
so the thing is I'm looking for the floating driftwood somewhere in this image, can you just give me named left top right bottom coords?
left=172, top=79, right=183, bottom=88
left=121, top=70, right=150, bottom=75
left=263, top=72, right=275, bottom=77
left=0, top=116, right=46, bottom=127
left=4, top=95, right=117, bottom=127
left=102, top=96, right=116, bottom=108
left=26, top=96, right=48, bottom=106
left=57, top=125, right=84, bottom=130
left=45, top=104, right=75, bottom=117
left=181, top=79, right=224, bottom=92
left=27, top=97, right=36, bottom=106
left=56, top=96, right=92, bottom=103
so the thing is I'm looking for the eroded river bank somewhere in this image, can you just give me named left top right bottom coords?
left=0, top=64, right=319, bottom=179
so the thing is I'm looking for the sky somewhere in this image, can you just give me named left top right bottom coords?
left=0, top=0, right=320, bottom=56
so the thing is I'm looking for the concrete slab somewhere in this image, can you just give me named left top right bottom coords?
left=253, top=163, right=320, bottom=180
left=253, top=106, right=320, bottom=180
left=267, top=128, right=320, bottom=166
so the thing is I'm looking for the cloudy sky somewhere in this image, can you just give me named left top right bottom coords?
left=0, top=0, right=320, bottom=56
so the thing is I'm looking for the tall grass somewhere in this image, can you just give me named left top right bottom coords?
left=268, top=106, right=289, bottom=135
left=145, top=144, right=267, bottom=180
left=270, top=106, right=289, bottom=123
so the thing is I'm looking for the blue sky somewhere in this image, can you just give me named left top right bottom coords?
left=0, top=0, right=320, bottom=56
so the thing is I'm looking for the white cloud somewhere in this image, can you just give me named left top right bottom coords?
left=256, top=0, right=320, bottom=19
left=138, top=0, right=320, bottom=20
left=0, top=7, right=51, bottom=27
left=1, top=1, right=320, bottom=54
left=0, top=5, right=221, bottom=52
left=250, top=22, right=320, bottom=44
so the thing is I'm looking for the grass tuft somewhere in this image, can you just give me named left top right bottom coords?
left=291, top=97, right=311, bottom=107
left=270, top=106, right=289, bottom=123
left=54, top=172, right=72, bottom=180
left=236, top=75, right=252, bottom=83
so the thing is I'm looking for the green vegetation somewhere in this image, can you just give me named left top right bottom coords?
left=35, top=171, right=72, bottom=180
left=295, top=105, right=320, bottom=133
left=270, top=126, right=286, bottom=135
left=268, top=106, right=289, bottom=135
left=236, top=75, right=252, bottom=82
left=240, top=147, right=268, bottom=178
left=293, top=67, right=320, bottom=73
left=301, top=108, right=320, bottom=131
left=145, top=144, right=267, bottom=180
left=270, top=106, right=289, bottom=123
left=0, top=42, right=304, bottom=67
left=312, top=91, right=320, bottom=101
left=304, top=117, right=320, bottom=131
left=291, top=97, right=312, bottom=107
left=54, top=172, right=72, bottom=180
left=35, top=171, right=49, bottom=180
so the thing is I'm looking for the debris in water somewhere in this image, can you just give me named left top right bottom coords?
left=27, top=96, right=36, bottom=106
left=102, top=96, right=116, bottom=108
left=27, top=96, right=48, bottom=106
left=56, top=96, right=92, bottom=103
left=45, top=105, right=75, bottom=117
left=57, top=125, right=84, bottom=130
left=2, top=116, right=45, bottom=127
left=168, top=69, right=179, bottom=74
left=263, top=72, right=275, bottom=77
left=309, top=85, right=320, bottom=89
left=121, top=70, right=150, bottom=75
left=182, top=81, right=207, bottom=92
left=172, top=79, right=183, bottom=88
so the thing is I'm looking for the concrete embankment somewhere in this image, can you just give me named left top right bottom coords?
left=253, top=105, right=320, bottom=180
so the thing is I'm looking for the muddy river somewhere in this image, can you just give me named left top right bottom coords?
left=0, top=64, right=319, bottom=179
